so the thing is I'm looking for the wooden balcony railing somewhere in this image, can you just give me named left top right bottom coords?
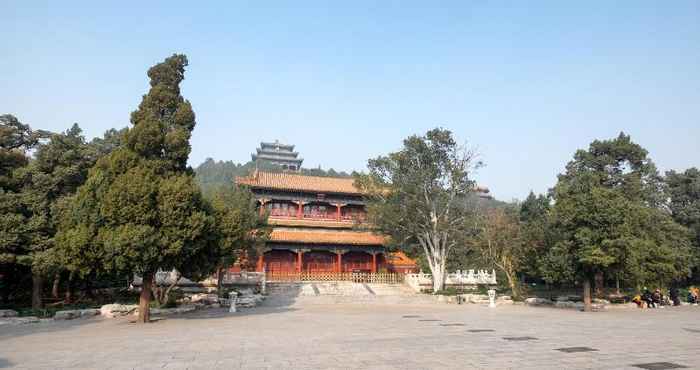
left=302, top=212, right=338, bottom=220
left=269, top=209, right=297, bottom=218
left=266, top=209, right=367, bottom=223
left=266, top=271, right=405, bottom=284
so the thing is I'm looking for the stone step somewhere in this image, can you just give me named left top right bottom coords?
left=289, top=295, right=440, bottom=305
left=262, top=282, right=431, bottom=307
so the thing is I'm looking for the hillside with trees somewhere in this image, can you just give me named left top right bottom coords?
left=194, top=158, right=353, bottom=196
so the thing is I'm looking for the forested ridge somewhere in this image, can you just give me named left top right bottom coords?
left=193, top=158, right=353, bottom=195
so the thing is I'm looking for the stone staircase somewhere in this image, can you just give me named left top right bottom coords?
left=263, top=282, right=437, bottom=306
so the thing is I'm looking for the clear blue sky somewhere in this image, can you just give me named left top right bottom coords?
left=3, top=1, right=699, bottom=201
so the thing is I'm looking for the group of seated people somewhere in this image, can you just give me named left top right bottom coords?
left=632, top=287, right=699, bottom=308
left=688, top=287, right=699, bottom=305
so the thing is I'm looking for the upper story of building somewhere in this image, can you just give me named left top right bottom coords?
left=236, top=170, right=492, bottom=229
left=251, top=140, right=303, bottom=171
left=236, top=171, right=366, bottom=228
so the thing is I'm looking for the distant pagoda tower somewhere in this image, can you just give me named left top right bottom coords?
left=252, top=140, right=304, bottom=171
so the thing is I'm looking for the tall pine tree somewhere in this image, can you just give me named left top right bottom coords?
left=56, top=55, right=219, bottom=323
left=545, top=133, right=692, bottom=310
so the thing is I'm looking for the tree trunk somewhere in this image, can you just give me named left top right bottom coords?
left=582, top=278, right=592, bottom=312
left=51, top=273, right=61, bottom=299
left=615, top=276, right=620, bottom=295
left=217, top=267, right=224, bottom=296
left=32, top=273, right=43, bottom=310
left=153, top=272, right=180, bottom=308
left=505, top=272, right=520, bottom=300
left=137, top=273, right=153, bottom=324
left=594, top=271, right=604, bottom=298
left=84, top=277, right=94, bottom=299
left=431, top=264, right=445, bottom=292
left=65, top=272, right=74, bottom=304
left=152, top=279, right=162, bottom=307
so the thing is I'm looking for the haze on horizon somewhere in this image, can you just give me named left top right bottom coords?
left=3, top=1, right=699, bottom=201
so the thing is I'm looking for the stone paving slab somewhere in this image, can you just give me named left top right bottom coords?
left=0, top=303, right=699, bottom=369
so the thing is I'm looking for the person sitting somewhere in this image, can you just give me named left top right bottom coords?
left=632, top=294, right=645, bottom=308
left=652, top=289, right=663, bottom=308
left=688, top=288, right=699, bottom=305
left=643, top=288, right=655, bottom=308
left=670, top=287, right=681, bottom=306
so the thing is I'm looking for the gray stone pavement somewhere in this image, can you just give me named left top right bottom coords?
left=1, top=301, right=699, bottom=369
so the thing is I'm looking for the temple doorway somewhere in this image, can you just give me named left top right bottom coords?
left=303, top=251, right=336, bottom=272
left=342, top=251, right=373, bottom=272
left=264, top=250, right=296, bottom=273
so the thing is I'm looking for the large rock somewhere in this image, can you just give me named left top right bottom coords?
left=554, top=301, right=581, bottom=310
left=468, top=294, right=490, bottom=304
left=150, top=305, right=196, bottom=316
left=525, top=297, right=554, bottom=306
left=0, top=309, right=18, bottom=318
left=0, top=316, right=39, bottom=325
left=189, top=293, right=219, bottom=305
left=54, top=310, right=80, bottom=320
left=226, top=292, right=265, bottom=309
left=54, top=309, right=100, bottom=320
left=80, top=309, right=100, bottom=317
left=554, top=300, right=607, bottom=311
left=100, top=304, right=138, bottom=318
left=236, top=296, right=259, bottom=308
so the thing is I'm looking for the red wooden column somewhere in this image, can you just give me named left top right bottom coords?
left=371, top=253, right=377, bottom=273
left=296, top=250, right=303, bottom=272
left=256, top=254, right=264, bottom=272
left=336, top=252, right=343, bottom=273
left=335, top=204, right=342, bottom=221
left=296, top=201, right=304, bottom=219
left=258, top=199, right=266, bottom=217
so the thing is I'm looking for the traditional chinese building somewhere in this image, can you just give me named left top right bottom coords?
left=236, top=171, right=418, bottom=275
left=251, top=140, right=303, bottom=171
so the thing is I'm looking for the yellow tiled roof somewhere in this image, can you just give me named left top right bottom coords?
left=386, top=251, right=417, bottom=267
left=269, top=228, right=386, bottom=245
left=237, top=171, right=362, bottom=195
left=236, top=170, right=489, bottom=196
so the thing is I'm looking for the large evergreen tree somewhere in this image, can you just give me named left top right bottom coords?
left=0, top=115, right=48, bottom=304
left=665, top=167, right=700, bottom=281
left=518, top=192, right=551, bottom=278
left=666, top=168, right=700, bottom=247
left=17, top=124, right=97, bottom=309
left=56, top=54, right=219, bottom=323
left=545, top=133, right=692, bottom=310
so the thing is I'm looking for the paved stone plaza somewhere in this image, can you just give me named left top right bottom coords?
left=1, top=301, right=699, bottom=369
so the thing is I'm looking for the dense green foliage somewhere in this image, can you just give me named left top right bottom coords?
left=18, top=124, right=103, bottom=308
left=0, top=115, right=46, bottom=304
left=666, top=168, right=700, bottom=249
left=207, top=185, right=270, bottom=286
left=533, top=133, right=692, bottom=309
left=518, top=192, right=551, bottom=277
left=0, top=115, right=122, bottom=307
left=55, top=55, right=221, bottom=322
